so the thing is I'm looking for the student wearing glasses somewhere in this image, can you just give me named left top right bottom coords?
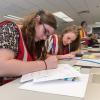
left=46, top=25, right=80, bottom=59
left=0, top=10, right=58, bottom=80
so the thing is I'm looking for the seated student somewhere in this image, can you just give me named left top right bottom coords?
left=46, top=25, right=80, bottom=59
left=88, top=33, right=99, bottom=47
left=95, top=33, right=100, bottom=39
left=0, top=10, right=58, bottom=84
left=79, top=21, right=90, bottom=46
left=79, top=21, right=88, bottom=39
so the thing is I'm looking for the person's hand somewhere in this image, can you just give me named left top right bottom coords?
left=45, top=56, right=58, bottom=69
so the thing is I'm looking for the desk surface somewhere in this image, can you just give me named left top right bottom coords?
left=84, top=68, right=100, bottom=100
left=0, top=48, right=99, bottom=100
left=0, top=60, right=90, bottom=100
left=0, top=78, right=82, bottom=100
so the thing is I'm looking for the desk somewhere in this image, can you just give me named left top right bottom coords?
left=0, top=47, right=99, bottom=100
left=0, top=61, right=90, bottom=100
left=84, top=68, right=100, bottom=100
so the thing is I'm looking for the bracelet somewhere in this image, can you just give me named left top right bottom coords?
left=44, top=60, right=47, bottom=70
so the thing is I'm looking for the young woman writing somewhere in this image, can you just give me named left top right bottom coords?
left=0, top=10, right=58, bottom=77
left=46, top=25, right=80, bottom=59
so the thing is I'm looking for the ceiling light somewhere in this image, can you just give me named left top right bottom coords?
left=53, top=11, right=74, bottom=22
left=4, top=15, right=23, bottom=20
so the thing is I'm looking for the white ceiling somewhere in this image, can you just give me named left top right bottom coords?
left=0, top=0, right=100, bottom=26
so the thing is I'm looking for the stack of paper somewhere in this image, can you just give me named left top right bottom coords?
left=19, top=74, right=89, bottom=98
left=20, top=64, right=81, bottom=83
left=19, top=64, right=89, bottom=98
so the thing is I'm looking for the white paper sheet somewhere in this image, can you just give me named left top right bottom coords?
left=20, top=64, right=81, bottom=83
left=19, top=74, right=89, bottom=98
left=20, top=73, right=33, bottom=83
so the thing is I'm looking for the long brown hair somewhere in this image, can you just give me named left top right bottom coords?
left=21, top=10, right=57, bottom=60
left=58, top=25, right=80, bottom=54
